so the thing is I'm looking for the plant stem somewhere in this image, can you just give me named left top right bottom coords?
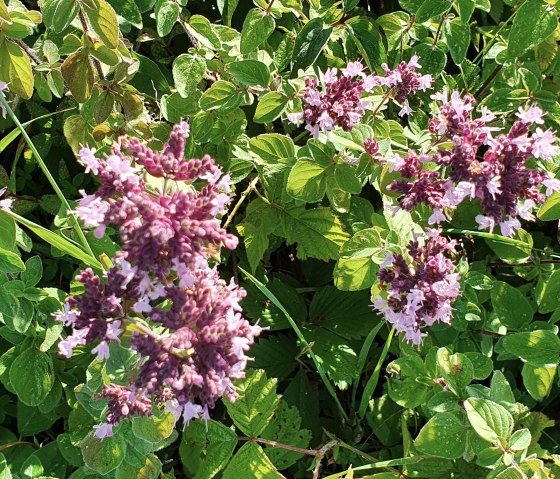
left=372, top=89, right=393, bottom=117
left=265, top=0, right=276, bottom=14
left=13, top=39, right=41, bottom=65
left=432, top=13, right=448, bottom=46
left=222, top=176, right=259, bottom=229
left=293, top=129, right=309, bottom=144
left=78, top=10, right=105, bottom=80
left=238, top=436, right=323, bottom=456
left=0, top=92, right=95, bottom=258
left=474, top=64, right=503, bottom=99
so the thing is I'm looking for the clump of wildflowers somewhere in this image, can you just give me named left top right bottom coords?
left=55, top=122, right=260, bottom=438
left=388, top=91, right=560, bottom=236
left=373, top=233, right=461, bottom=344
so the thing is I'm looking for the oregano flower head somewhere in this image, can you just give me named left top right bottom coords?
left=55, top=122, right=260, bottom=438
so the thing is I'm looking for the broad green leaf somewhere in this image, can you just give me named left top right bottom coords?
left=522, top=363, right=556, bottom=401
left=502, top=330, right=560, bottom=365
left=239, top=8, right=275, bottom=55
left=249, top=134, right=295, bottom=163
left=508, top=428, right=532, bottom=451
left=261, top=400, right=311, bottom=470
left=254, top=92, right=288, bottom=123
left=414, top=412, right=467, bottom=459
left=490, top=281, right=533, bottom=329
left=445, top=18, right=470, bottom=65
left=156, top=0, right=179, bottom=37
left=81, top=432, right=125, bottom=475
left=172, top=54, right=206, bottom=98
left=0, top=288, right=24, bottom=332
left=131, top=413, right=175, bottom=443
left=507, top=0, right=557, bottom=59
left=180, top=420, right=237, bottom=479
left=251, top=336, right=299, bottom=380
left=415, top=0, right=452, bottom=23
left=464, top=398, right=514, bottom=443
left=346, top=17, right=386, bottom=72
left=489, top=371, right=515, bottom=407
left=188, top=15, right=222, bottom=50
left=51, top=0, right=80, bottom=32
left=280, top=205, right=350, bottom=261
left=115, top=455, right=161, bottom=479
left=495, top=467, right=524, bottom=479
left=436, top=348, right=474, bottom=396
left=538, top=269, right=560, bottom=313
left=0, top=40, right=34, bottom=99
left=286, top=159, right=328, bottom=202
left=411, top=43, right=446, bottom=76
left=222, top=442, right=282, bottom=479
left=334, top=228, right=381, bottom=291
left=9, top=345, right=54, bottom=407
left=464, top=352, right=493, bottom=380
left=224, top=369, right=280, bottom=437
left=457, top=0, right=475, bottom=22
left=537, top=191, right=560, bottom=221
left=199, top=81, right=241, bottom=111
left=0, top=453, right=11, bottom=479
left=292, top=17, right=332, bottom=74
left=0, top=214, right=15, bottom=250
left=61, top=51, right=94, bottom=103
left=217, top=0, right=239, bottom=26
left=0, top=246, right=25, bottom=272
left=334, top=163, right=362, bottom=194
left=108, top=0, right=142, bottom=28
left=0, top=1, right=9, bottom=22
left=227, top=60, right=270, bottom=87
left=82, top=0, right=119, bottom=49
left=387, top=354, right=430, bottom=408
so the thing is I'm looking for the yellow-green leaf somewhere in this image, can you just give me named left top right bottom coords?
left=61, top=51, right=94, bottom=103
left=81, top=0, right=119, bottom=49
left=0, top=40, right=34, bottom=99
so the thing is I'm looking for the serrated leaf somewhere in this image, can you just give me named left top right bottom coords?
left=464, top=398, right=514, bottom=442
left=239, top=8, right=275, bottom=55
left=254, top=92, right=288, bottom=123
left=291, top=17, right=332, bottom=74
left=61, top=51, right=94, bottom=103
left=227, top=60, right=270, bottom=87
left=538, top=269, right=560, bottom=313
left=414, top=412, right=467, bottom=459
left=502, top=330, right=560, bottom=365
left=251, top=336, right=299, bottom=380
left=9, top=344, right=54, bottom=407
left=222, top=442, right=283, bottom=479
left=507, top=0, right=557, bottom=59
left=172, top=54, right=206, bottom=98
left=224, top=369, right=280, bottom=436
left=180, top=420, right=238, bottom=479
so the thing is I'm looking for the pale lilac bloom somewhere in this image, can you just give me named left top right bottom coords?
left=321, top=68, right=338, bottom=84
left=532, top=128, right=558, bottom=159
left=516, top=200, right=536, bottom=221
left=53, top=303, right=78, bottom=326
left=287, top=112, right=304, bottom=126
left=106, top=320, right=123, bottom=340
left=58, top=328, right=88, bottom=358
left=78, top=147, right=100, bottom=175
left=91, top=341, right=110, bottom=360
left=543, top=178, right=560, bottom=196
left=133, top=297, right=152, bottom=314
left=399, top=103, right=413, bottom=117
left=342, top=61, right=365, bottom=78
left=105, top=154, right=140, bottom=185
left=75, top=196, right=108, bottom=227
left=428, top=208, right=446, bottom=225
left=486, top=176, right=502, bottom=199
left=475, top=215, right=495, bottom=232
left=387, top=154, right=405, bottom=172
left=93, top=422, right=114, bottom=439
left=0, top=82, right=8, bottom=119
left=183, top=402, right=203, bottom=428
left=499, top=217, right=521, bottom=237
left=0, top=187, right=13, bottom=211
left=516, top=105, right=544, bottom=125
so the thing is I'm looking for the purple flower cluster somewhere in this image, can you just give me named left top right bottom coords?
left=388, top=91, right=560, bottom=236
left=373, top=55, right=433, bottom=116
left=373, top=233, right=460, bottom=344
left=55, top=122, right=260, bottom=438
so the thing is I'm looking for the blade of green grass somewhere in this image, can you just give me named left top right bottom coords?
left=239, top=266, right=350, bottom=423
left=358, top=327, right=394, bottom=419
left=0, top=92, right=94, bottom=258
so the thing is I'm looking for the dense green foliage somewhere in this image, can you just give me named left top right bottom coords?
left=1, top=0, right=560, bottom=478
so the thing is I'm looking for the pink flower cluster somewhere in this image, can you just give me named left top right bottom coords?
left=373, top=233, right=461, bottom=344
left=55, top=122, right=260, bottom=438
left=389, top=91, right=560, bottom=236
left=288, top=57, right=432, bottom=137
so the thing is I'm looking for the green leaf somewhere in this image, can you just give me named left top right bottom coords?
left=251, top=336, right=299, bottom=380
left=508, top=428, right=531, bottom=451
left=414, top=412, right=467, bottom=459
left=0, top=288, right=26, bottom=332
left=222, top=442, right=283, bottom=479
left=0, top=213, right=16, bottom=250
left=334, top=228, right=381, bottom=291
left=0, top=1, right=9, bottom=22
left=291, top=17, right=332, bottom=74
left=9, top=344, right=54, bottom=407
left=415, top=0, right=452, bottom=23
left=172, top=54, right=206, bottom=98
left=61, top=51, right=94, bottom=104
left=0, top=39, right=34, bottom=99
left=261, top=400, right=311, bottom=470
left=502, top=330, right=560, bottom=365
left=490, top=281, right=533, bottom=329
left=131, top=413, right=175, bottom=443
left=437, top=348, right=474, bottom=396
left=254, top=92, right=288, bottom=123
left=538, top=269, right=560, bottom=313
left=188, top=15, right=222, bottom=50
left=507, top=0, right=557, bottom=59
left=108, top=0, right=142, bottom=28
left=156, top=0, right=181, bottom=37
left=489, top=371, right=516, bottom=407
left=280, top=206, right=350, bottom=261
left=217, top=0, right=239, bottom=26
left=537, top=191, right=560, bottom=221
left=445, top=18, right=470, bottom=65
left=80, top=432, right=126, bottom=475
left=51, top=0, right=80, bottom=32
left=227, top=60, right=271, bottom=87
left=180, top=419, right=237, bottom=479
left=239, top=8, right=275, bottom=55
left=346, top=17, right=386, bottom=72
left=521, top=363, right=556, bottom=400
left=286, top=159, right=328, bottom=202
left=387, top=354, right=430, bottom=408
left=0, top=246, right=25, bottom=273
left=249, top=134, right=295, bottom=163
left=464, top=398, right=514, bottom=442
left=115, top=455, right=161, bottom=479
left=224, top=369, right=280, bottom=437
left=82, top=0, right=119, bottom=49
left=199, top=81, right=242, bottom=111
left=0, top=454, right=12, bottom=479
left=457, top=0, right=475, bottom=22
